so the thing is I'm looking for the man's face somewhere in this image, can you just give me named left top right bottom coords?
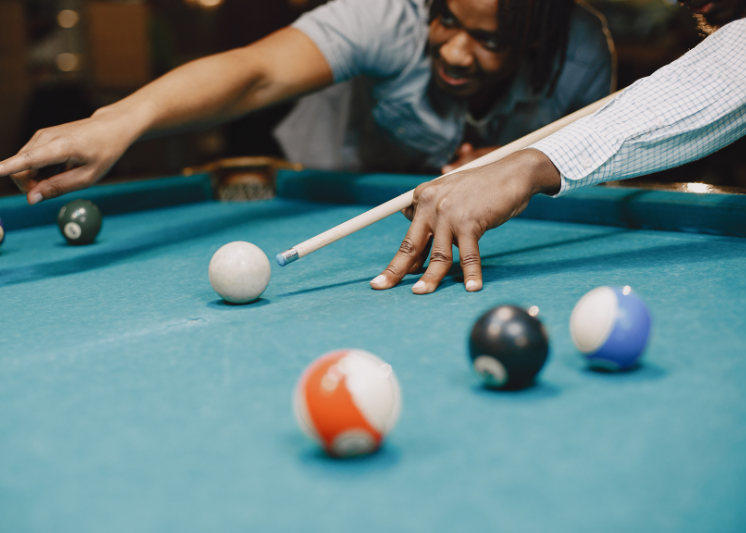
left=428, top=0, right=515, bottom=99
left=678, top=0, right=746, bottom=27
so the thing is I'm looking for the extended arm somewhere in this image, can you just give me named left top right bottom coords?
left=0, top=28, right=333, bottom=204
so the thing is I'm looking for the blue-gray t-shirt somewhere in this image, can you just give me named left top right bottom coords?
left=274, top=0, right=614, bottom=172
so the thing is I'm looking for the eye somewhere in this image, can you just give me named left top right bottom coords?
left=481, top=37, right=501, bottom=51
left=439, top=11, right=457, bottom=28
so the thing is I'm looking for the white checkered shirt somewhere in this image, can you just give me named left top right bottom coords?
left=531, top=18, right=746, bottom=196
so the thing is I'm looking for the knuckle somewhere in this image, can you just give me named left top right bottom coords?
left=383, top=265, right=401, bottom=278
left=417, top=186, right=437, bottom=205
left=412, top=183, right=428, bottom=203
left=429, top=250, right=452, bottom=264
left=459, top=252, right=481, bottom=267
left=398, top=239, right=418, bottom=255
left=435, top=197, right=452, bottom=215
left=55, top=136, right=71, bottom=153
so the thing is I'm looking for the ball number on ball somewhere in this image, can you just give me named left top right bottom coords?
left=468, top=305, right=550, bottom=389
left=57, top=199, right=102, bottom=245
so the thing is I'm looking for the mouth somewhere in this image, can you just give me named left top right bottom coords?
left=438, top=64, right=473, bottom=87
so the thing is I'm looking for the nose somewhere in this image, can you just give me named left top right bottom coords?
left=439, top=32, right=474, bottom=68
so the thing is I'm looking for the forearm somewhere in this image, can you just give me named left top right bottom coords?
left=93, top=28, right=332, bottom=142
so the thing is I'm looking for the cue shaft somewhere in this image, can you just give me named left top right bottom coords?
left=276, top=90, right=622, bottom=266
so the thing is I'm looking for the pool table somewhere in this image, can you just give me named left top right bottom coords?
left=1, top=170, right=745, bottom=533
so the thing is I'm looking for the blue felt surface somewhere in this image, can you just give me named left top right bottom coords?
left=1, top=193, right=746, bottom=532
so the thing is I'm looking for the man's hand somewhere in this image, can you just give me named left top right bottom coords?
left=0, top=108, right=143, bottom=205
left=372, top=149, right=561, bottom=294
left=441, top=143, right=498, bottom=174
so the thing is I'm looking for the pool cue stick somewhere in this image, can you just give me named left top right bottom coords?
left=276, top=89, right=621, bottom=266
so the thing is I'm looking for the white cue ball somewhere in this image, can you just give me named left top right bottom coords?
left=208, top=241, right=271, bottom=304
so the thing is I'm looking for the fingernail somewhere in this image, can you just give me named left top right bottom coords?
left=412, top=281, right=426, bottom=291
left=466, top=280, right=478, bottom=291
left=29, top=192, right=42, bottom=205
left=371, top=275, right=386, bottom=286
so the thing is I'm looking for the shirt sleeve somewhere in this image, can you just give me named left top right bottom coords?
left=292, top=0, right=425, bottom=83
left=530, top=18, right=746, bottom=197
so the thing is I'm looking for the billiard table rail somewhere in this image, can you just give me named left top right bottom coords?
left=1, top=170, right=745, bottom=239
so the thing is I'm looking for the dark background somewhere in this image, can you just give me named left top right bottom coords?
left=0, top=0, right=744, bottom=197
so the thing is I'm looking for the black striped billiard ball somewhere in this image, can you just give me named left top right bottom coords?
left=57, top=199, right=102, bottom=245
left=468, top=305, right=549, bottom=389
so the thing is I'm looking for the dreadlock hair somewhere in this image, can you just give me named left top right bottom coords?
left=428, top=0, right=575, bottom=96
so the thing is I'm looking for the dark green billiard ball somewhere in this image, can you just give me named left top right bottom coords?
left=468, top=305, right=550, bottom=389
left=57, top=199, right=102, bottom=245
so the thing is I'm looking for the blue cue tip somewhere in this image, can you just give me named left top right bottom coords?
left=276, top=248, right=299, bottom=267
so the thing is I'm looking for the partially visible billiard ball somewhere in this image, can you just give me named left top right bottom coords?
left=294, top=349, right=402, bottom=457
left=469, top=305, right=550, bottom=389
left=0, top=216, right=4, bottom=247
left=57, top=199, right=102, bottom=245
left=570, top=286, right=651, bottom=371
left=208, top=241, right=271, bottom=304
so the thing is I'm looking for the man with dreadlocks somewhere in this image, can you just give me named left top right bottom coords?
left=1, top=0, right=613, bottom=204
left=369, top=0, right=746, bottom=295
left=274, top=0, right=614, bottom=174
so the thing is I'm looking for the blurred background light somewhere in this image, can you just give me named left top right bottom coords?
left=57, top=9, right=79, bottom=29
left=184, top=0, right=225, bottom=9
left=685, top=183, right=713, bottom=193
left=56, top=53, right=81, bottom=72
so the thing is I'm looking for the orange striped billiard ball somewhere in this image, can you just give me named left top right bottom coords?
left=294, top=349, right=401, bottom=457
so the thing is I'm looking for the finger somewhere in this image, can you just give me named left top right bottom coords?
left=10, top=169, right=40, bottom=193
left=441, top=163, right=456, bottom=174
left=371, top=217, right=431, bottom=290
left=455, top=232, right=483, bottom=292
left=412, top=224, right=453, bottom=295
left=408, top=236, right=433, bottom=274
left=0, top=145, right=69, bottom=179
left=459, top=143, right=474, bottom=155
left=400, top=205, right=415, bottom=222
left=26, top=166, right=94, bottom=205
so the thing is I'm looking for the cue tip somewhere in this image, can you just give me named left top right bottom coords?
left=276, top=248, right=299, bottom=267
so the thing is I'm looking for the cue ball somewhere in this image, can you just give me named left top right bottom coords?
left=208, top=241, right=271, bottom=304
left=57, top=199, right=102, bottom=245
left=468, top=305, right=550, bottom=389
left=294, top=349, right=401, bottom=457
left=570, top=286, right=651, bottom=370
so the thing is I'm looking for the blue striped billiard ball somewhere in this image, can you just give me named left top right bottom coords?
left=570, top=286, right=651, bottom=371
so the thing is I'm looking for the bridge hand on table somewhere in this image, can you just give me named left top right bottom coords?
left=371, top=149, right=562, bottom=295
